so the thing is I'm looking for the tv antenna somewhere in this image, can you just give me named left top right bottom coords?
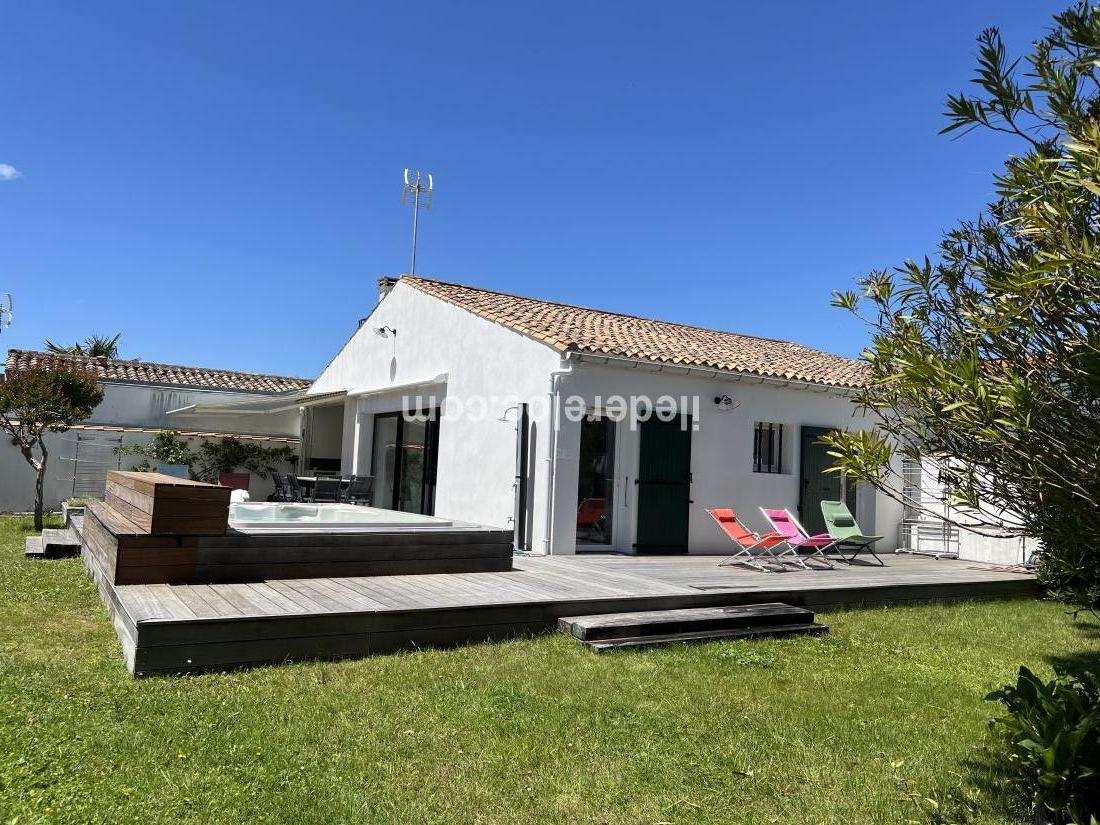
left=0, top=293, right=11, bottom=334
left=401, top=169, right=433, bottom=274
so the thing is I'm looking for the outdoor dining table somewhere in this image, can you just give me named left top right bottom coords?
left=295, top=475, right=350, bottom=493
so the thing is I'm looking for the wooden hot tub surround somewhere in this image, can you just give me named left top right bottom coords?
left=82, top=471, right=513, bottom=587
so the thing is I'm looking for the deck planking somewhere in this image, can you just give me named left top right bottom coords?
left=84, top=551, right=1037, bottom=675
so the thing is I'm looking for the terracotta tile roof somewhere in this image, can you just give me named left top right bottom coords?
left=402, top=277, right=868, bottom=389
left=4, top=349, right=313, bottom=394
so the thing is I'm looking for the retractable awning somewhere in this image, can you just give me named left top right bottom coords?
left=166, top=389, right=347, bottom=417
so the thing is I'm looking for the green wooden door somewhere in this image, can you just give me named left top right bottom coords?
left=634, top=416, right=692, bottom=554
left=799, top=425, right=854, bottom=535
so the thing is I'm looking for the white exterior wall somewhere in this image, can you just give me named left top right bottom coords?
left=310, top=282, right=562, bottom=539
left=549, top=361, right=903, bottom=555
left=0, top=429, right=293, bottom=512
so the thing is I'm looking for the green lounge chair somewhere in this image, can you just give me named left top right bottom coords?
left=820, top=500, right=885, bottom=565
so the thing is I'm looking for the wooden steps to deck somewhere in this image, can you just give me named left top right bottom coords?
left=24, top=526, right=82, bottom=559
left=558, top=602, right=829, bottom=652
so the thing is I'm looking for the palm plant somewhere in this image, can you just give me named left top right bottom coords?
left=44, top=333, right=121, bottom=358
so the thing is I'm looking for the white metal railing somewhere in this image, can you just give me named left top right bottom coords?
left=897, top=519, right=960, bottom=559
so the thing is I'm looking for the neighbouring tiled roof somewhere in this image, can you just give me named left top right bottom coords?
left=403, top=276, right=868, bottom=389
left=4, top=350, right=313, bottom=394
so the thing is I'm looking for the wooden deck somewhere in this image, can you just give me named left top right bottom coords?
left=82, top=500, right=512, bottom=585
left=82, top=550, right=1038, bottom=676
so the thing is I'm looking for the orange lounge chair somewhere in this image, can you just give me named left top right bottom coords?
left=706, top=508, right=790, bottom=571
left=576, top=497, right=607, bottom=542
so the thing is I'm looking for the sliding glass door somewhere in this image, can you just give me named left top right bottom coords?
left=370, top=410, right=439, bottom=515
left=576, top=414, right=616, bottom=547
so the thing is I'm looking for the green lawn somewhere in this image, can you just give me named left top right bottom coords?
left=0, top=516, right=1096, bottom=824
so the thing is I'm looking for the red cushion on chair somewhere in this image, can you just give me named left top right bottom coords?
left=218, top=472, right=250, bottom=491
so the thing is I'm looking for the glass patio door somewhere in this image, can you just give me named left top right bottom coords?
left=370, top=410, right=439, bottom=515
left=576, top=415, right=616, bottom=548
left=371, top=415, right=399, bottom=511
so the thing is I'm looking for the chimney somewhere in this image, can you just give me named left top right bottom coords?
left=377, top=276, right=398, bottom=303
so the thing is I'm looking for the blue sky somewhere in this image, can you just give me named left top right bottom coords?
left=0, top=1, right=1063, bottom=379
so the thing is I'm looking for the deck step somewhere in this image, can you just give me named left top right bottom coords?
left=38, top=527, right=82, bottom=558
left=24, top=535, right=45, bottom=558
left=583, top=622, right=829, bottom=652
left=559, top=602, right=816, bottom=642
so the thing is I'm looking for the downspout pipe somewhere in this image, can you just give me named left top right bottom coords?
left=542, top=352, right=574, bottom=554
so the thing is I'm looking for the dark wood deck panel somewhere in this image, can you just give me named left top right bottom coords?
left=83, top=500, right=512, bottom=585
left=78, top=550, right=1039, bottom=676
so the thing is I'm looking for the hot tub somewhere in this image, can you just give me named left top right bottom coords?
left=229, top=502, right=454, bottom=531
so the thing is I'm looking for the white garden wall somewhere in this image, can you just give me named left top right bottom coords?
left=0, top=428, right=294, bottom=513
left=0, top=376, right=302, bottom=513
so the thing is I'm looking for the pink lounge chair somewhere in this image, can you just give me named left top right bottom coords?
left=759, top=507, right=837, bottom=569
left=706, top=508, right=790, bottom=571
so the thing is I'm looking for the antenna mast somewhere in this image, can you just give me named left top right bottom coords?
left=0, top=293, right=11, bottom=334
left=401, top=169, right=433, bottom=275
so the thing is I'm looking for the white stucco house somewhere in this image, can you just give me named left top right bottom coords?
left=243, top=275, right=906, bottom=556
left=6, top=278, right=1036, bottom=564
left=0, top=349, right=308, bottom=511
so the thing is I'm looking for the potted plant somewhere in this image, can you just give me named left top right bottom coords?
left=193, top=438, right=297, bottom=494
left=115, top=431, right=196, bottom=477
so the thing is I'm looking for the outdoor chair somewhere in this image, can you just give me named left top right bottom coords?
left=311, top=476, right=342, bottom=503
left=270, top=472, right=290, bottom=502
left=706, top=508, right=789, bottom=571
left=759, top=507, right=837, bottom=569
left=284, top=474, right=305, bottom=503
left=820, top=500, right=885, bottom=565
left=345, top=475, right=374, bottom=505
left=576, top=497, right=607, bottom=542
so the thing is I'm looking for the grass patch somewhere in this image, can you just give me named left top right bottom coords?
left=0, top=515, right=1096, bottom=823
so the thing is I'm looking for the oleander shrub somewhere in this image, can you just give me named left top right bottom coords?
left=986, top=665, right=1100, bottom=824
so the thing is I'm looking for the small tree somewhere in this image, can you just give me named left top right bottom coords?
left=44, top=333, right=121, bottom=358
left=828, top=3, right=1100, bottom=612
left=0, top=367, right=104, bottom=529
left=115, top=430, right=196, bottom=474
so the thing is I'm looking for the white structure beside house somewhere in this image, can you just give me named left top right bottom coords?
left=273, top=275, right=907, bottom=556
left=0, top=350, right=308, bottom=512
left=899, top=457, right=1040, bottom=566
